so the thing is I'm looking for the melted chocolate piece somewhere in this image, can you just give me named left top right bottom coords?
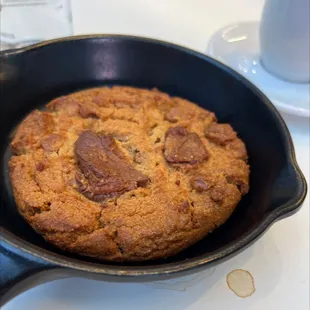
left=41, top=133, right=64, bottom=152
left=190, top=177, right=210, bottom=192
left=205, top=123, right=237, bottom=146
left=164, top=126, right=208, bottom=164
left=74, top=130, right=148, bottom=201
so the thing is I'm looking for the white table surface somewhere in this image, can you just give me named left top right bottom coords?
left=4, top=1, right=309, bottom=309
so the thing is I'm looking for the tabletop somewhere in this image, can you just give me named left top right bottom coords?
left=3, top=1, right=309, bottom=309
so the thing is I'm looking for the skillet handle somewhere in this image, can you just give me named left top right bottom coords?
left=0, top=237, right=59, bottom=306
left=271, top=162, right=307, bottom=220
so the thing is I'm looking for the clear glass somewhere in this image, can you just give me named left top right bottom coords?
left=0, top=0, right=73, bottom=50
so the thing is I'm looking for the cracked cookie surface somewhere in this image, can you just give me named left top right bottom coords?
left=9, top=86, right=250, bottom=261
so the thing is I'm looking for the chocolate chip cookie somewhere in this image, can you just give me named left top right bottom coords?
left=9, top=86, right=250, bottom=261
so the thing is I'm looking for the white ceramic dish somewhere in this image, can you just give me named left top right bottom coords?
left=207, top=21, right=310, bottom=118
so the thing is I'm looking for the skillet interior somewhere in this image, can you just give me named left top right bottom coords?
left=0, top=36, right=305, bottom=272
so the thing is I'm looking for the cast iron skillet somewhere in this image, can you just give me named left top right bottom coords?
left=0, top=35, right=307, bottom=305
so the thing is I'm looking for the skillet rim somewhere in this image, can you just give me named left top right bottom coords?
left=0, top=34, right=307, bottom=276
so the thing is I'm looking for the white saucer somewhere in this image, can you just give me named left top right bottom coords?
left=206, top=21, right=310, bottom=118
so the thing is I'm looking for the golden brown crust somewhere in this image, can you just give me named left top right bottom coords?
left=9, top=86, right=250, bottom=261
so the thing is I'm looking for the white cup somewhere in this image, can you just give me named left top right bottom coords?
left=260, top=0, right=310, bottom=83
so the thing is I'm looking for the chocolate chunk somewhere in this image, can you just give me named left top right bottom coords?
left=48, top=96, right=100, bottom=119
left=136, top=178, right=149, bottom=187
left=47, top=96, right=81, bottom=116
left=209, top=187, right=224, bottom=203
left=74, top=130, right=149, bottom=201
left=41, top=133, right=64, bottom=152
left=205, top=123, right=237, bottom=146
left=11, top=110, right=54, bottom=155
left=79, top=104, right=100, bottom=119
left=191, top=177, right=209, bottom=192
left=225, top=139, right=248, bottom=161
left=164, top=126, right=208, bottom=164
left=178, top=201, right=190, bottom=213
left=36, top=162, right=45, bottom=172
left=225, top=175, right=249, bottom=195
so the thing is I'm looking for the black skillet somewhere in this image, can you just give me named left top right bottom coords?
left=0, top=35, right=307, bottom=305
